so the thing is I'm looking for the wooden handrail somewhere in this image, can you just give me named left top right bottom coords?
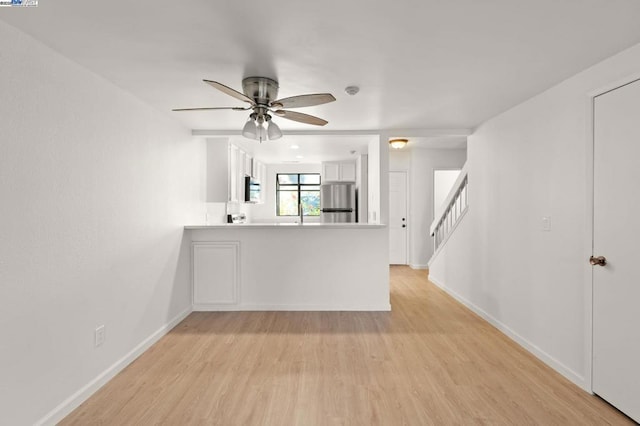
left=430, top=163, right=468, bottom=236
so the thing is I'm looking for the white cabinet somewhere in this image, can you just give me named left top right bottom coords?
left=245, top=154, right=253, bottom=178
left=229, top=144, right=239, bottom=202
left=322, top=161, right=357, bottom=182
left=238, top=149, right=247, bottom=202
left=322, top=162, right=340, bottom=181
left=250, top=159, right=267, bottom=204
left=341, top=162, right=356, bottom=181
left=204, top=138, right=263, bottom=203
left=252, top=158, right=262, bottom=179
left=192, top=242, right=240, bottom=309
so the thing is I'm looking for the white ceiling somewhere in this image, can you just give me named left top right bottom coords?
left=3, top=1, right=640, bottom=135
left=216, top=135, right=465, bottom=164
left=230, top=134, right=374, bottom=164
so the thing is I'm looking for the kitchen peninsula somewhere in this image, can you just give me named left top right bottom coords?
left=185, top=223, right=389, bottom=311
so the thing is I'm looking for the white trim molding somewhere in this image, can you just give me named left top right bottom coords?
left=429, top=275, right=588, bottom=391
left=409, top=264, right=429, bottom=270
left=35, top=307, right=192, bottom=426
left=193, top=303, right=392, bottom=312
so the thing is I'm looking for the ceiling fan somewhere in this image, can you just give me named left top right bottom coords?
left=173, top=77, right=336, bottom=142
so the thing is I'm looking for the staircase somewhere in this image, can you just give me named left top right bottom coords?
left=430, top=164, right=468, bottom=259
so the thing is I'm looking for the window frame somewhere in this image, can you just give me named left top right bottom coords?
left=275, top=173, right=321, bottom=216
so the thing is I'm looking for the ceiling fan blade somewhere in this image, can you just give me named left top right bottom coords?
left=274, top=110, right=328, bottom=126
left=203, top=80, right=254, bottom=105
left=172, top=106, right=249, bottom=112
left=271, top=93, right=336, bottom=109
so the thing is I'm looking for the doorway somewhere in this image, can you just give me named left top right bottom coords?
left=591, top=77, right=640, bottom=422
left=389, top=171, right=408, bottom=265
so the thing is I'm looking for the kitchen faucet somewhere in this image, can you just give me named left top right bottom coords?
left=298, top=202, right=304, bottom=225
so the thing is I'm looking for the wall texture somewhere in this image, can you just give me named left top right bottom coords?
left=0, top=21, right=204, bottom=424
left=429, top=41, right=640, bottom=390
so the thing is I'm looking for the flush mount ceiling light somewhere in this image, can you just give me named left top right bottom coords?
left=389, top=138, right=409, bottom=149
left=173, top=77, right=336, bottom=143
left=345, top=85, right=360, bottom=96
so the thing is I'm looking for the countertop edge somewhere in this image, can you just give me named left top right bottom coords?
left=184, top=224, right=386, bottom=230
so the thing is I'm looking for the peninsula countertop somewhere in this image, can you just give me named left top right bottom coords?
left=185, top=222, right=386, bottom=230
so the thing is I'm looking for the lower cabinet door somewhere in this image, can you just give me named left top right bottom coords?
left=192, top=242, right=239, bottom=309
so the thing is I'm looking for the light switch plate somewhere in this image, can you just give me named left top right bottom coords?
left=95, top=325, right=105, bottom=347
left=541, top=216, right=551, bottom=232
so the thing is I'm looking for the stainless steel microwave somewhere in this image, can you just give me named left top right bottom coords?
left=244, top=176, right=261, bottom=203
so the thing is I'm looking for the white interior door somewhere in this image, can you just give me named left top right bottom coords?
left=593, top=78, right=640, bottom=423
left=389, top=171, right=407, bottom=265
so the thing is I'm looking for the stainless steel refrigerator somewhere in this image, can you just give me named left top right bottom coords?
left=320, top=182, right=356, bottom=223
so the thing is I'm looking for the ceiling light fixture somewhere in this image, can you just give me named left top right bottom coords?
left=345, top=85, right=360, bottom=96
left=174, top=77, right=336, bottom=141
left=290, top=144, right=299, bottom=150
left=389, top=138, right=409, bottom=149
left=242, top=111, right=282, bottom=143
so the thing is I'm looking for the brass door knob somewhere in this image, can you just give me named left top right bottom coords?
left=589, top=256, right=607, bottom=266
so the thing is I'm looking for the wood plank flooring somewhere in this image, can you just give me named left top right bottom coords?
left=61, top=266, right=633, bottom=425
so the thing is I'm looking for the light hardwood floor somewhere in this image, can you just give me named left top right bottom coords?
left=62, top=266, right=633, bottom=425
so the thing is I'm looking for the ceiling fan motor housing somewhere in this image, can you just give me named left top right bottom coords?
left=242, top=77, right=279, bottom=106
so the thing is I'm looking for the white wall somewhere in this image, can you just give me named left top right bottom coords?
left=368, top=139, right=382, bottom=223
left=0, top=21, right=203, bottom=425
left=251, top=163, right=322, bottom=223
left=429, top=41, right=640, bottom=390
left=434, top=170, right=462, bottom=216
left=389, top=148, right=466, bottom=268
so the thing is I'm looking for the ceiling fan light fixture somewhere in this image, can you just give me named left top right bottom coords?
left=242, top=116, right=258, bottom=139
left=257, top=125, right=267, bottom=143
left=267, top=119, right=283, bottom=140
left=389, top=138, right=409, bottom=149
left=176, top=77, right=336, bottom=140
left=256, top=115, right=267, bottom=143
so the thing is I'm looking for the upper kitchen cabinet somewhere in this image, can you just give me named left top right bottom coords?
left=322, top=160, right=356, bottom=182
left=206, top=138, right=266, bottom=204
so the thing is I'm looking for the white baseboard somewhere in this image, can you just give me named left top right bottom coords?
left=36, top=307, right=193, bottom=426
left=193, top=303, right=391, bottom=312
left=409, top=264, right=429, bottom=270
left=428, top=275, right=588, bottom=391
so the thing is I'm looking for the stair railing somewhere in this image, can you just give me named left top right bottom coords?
left=430, top=165, right=468, bottom=253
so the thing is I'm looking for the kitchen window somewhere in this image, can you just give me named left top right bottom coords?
left=276, top=173, right=321, bottom=216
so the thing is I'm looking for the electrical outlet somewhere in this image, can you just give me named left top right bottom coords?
left=95, top=325, right=105, bottom=347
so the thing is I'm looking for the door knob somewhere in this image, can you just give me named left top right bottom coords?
left=589, top=256, right=607, bottom=266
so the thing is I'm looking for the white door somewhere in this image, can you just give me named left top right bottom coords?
left=389, top=171, right=407, bottom=264
left=593, top=78, right=640, bottom=423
